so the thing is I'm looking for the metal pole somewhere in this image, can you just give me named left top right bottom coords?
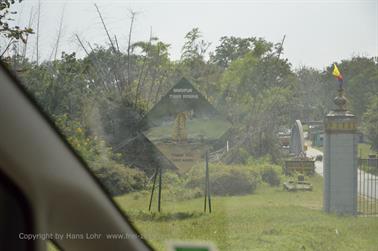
left=369, top=172, right=372, bottom=215
left=359, top=150, right=362, bottom=214
left=367, top=171, right=369, bottom=215
left=204, top=152, right=207, bottom=212
left=148, top=168, right=158, bottom=211
left=374, top=174, right=376, bottom=215
left=358, top=162, right=361, bottom=214
left=207, top=151, right=212, bottom=213
left=374, top=159, right=378, bottom=214
left=158, top=167, right=162, bottom=212
left=364, top=164, right=367, bottom=214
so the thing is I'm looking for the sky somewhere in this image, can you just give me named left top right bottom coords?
left=10, top=0, right=378, bottom=69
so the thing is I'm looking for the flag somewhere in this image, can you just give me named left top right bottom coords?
left=332, top=64, right=343, bottom=81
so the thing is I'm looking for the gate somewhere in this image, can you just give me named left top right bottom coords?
left=358, top=158, right=378, bottom=216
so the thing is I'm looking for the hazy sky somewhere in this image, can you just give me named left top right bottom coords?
left=12, top=0, right=378, bottom=69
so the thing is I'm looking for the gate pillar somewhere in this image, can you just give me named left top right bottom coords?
left=324, top=87, right=358, bottom=215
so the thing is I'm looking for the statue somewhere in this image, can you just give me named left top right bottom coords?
left=172, top=112, right=188, bottom=143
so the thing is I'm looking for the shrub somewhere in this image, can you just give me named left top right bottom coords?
left=153, top=171, right=203, bottom=201
left=93, top=163, right=147, bottom=196
left=54, top=114, right=148, bottom=196
left=260, top=167, right=281, bottom=186
left=185, top=164, right=259, bottom=196
left=211, top=168, right=259, bottom=195
left=162, top=171, right=183, bottom=187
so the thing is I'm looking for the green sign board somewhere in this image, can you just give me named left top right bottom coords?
left=141, top=78, right=231, bottom=172
left=175, top=248, right=210, bottom=251
left=168, top=241, right=218, bottom=251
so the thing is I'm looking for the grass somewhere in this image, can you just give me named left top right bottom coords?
left=358, top=143, right=378, bottom=159
left=358, top=196, right=378, bottom=215
left=115, top=175, right=378, bottom=251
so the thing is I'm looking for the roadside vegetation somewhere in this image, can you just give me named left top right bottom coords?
left=116, top=174, right=378, bottom=251
left=1, top=2, right=377, bottom=176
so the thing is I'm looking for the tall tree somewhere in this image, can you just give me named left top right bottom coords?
left=217, top=39, right=297, bottom=161
left=210, top=36, right=256, bottom=68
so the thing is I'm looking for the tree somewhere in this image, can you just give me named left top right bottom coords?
left=132, top=39, right=173, bottom=109
left=216, top=40, right=297, bottom=162
left=20, top=52, right=91, bottom=120
left=177, top=28, right=224, bottom=101
left=210, top=36, right=255, bottom=68
left=0, top=0, right=33, bottom=59
left=295, top=67, right=326, bottom=121
left=180, top=27, right=210, bottom=63
left=322, top=57, right=378, bottom=119
left=363, top=96, right=378, bottom=151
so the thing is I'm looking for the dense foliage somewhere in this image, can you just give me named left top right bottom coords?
left=54, top=113, right=147, bottom=195
left=7, top=27, right=377, bottom=162
left=363, top=96, right=378, bottom=151
left=1, top=4, right=377, bottom=193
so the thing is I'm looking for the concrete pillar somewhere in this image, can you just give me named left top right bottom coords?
left=323, top=88, right=358, bottom=215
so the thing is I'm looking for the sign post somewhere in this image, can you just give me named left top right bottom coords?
left=204, top=151, right=212, bottom=213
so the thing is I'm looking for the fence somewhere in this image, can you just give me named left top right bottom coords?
left=358, top=158, right=378, bottom=216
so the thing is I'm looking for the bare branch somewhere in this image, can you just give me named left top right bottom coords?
left=135, top=27, right=153, bottom=107
left=127, top=9, right=137, bottom=87
left=114, top=35, right=120, bottom=52
left=36, top=0, right=41, bottom=65
left=74, top=33, right=89, bottom=56
left=50, top=6, right=65, bottom=61
left=22, top=7, right=34, bottom=60
left=94, top=3, right=117, bottom=54
left=75, top=34, right=110, bottom=92
left=0, top=38, right=14, bottom=58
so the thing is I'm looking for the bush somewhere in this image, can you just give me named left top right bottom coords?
left=185, top=164, right=259, bottom=196
left=54, top=114, right=148, bottom=196
left=260, top=167, right=281, bottom=186
left=211, top=168, right=259, bottom=195
left=246, top=159, right=282, bottom=187
left=93, top=163, right=147, bottom=196
left=162, top=171, right=183, bottom=187
left=153, top=171, right=203, bottom=201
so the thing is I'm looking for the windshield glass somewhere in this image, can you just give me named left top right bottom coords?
left=2, top=1, right=378, bottom=250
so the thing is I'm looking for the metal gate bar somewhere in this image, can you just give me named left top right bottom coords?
left=358, top=158, right=378, bottom=216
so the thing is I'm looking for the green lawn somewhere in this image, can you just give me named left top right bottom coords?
left=115, top=175, right=378, bottom=251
